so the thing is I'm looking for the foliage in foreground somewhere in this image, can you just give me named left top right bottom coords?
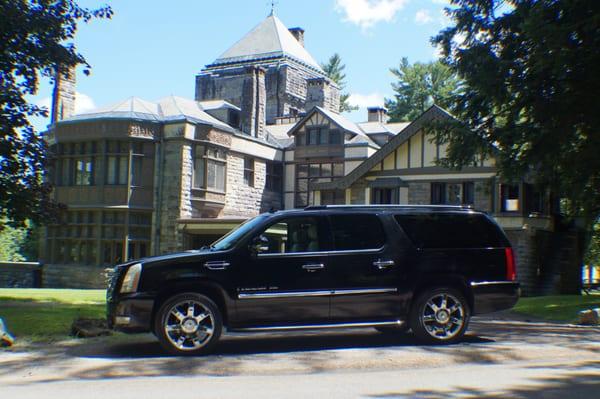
left=432, top=0, right=600, bottom=230
left=0, top=1, right=112, bottom=229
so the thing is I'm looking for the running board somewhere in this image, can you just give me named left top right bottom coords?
left=229, top=320, right=404, bottom=332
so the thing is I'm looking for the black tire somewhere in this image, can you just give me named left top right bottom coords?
left=409, top=287, right=470, bottom=345
left=154, top=292, right=222, bottom=355
left=374, top=324, right=410, bottom=334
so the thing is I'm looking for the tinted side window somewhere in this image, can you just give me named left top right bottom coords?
left=394, top=214, right=506, bottom=249
left=258, top=217, right=328, bottom=254
left=330, top=214, right=386, bottom=250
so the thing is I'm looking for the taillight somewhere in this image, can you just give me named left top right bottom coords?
left=505, top=247, right=516, bottom=281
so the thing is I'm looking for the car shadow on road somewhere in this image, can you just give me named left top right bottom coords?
left=68, top=330, right=494, bottom=359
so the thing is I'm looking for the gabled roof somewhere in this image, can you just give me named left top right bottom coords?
left=313, top=105, right=454, bottom=191
left=157, top=96, right=234, bottom=131
left=209, top=15, right=323, bottom=73
left=286, top=106, right=368, bottom=139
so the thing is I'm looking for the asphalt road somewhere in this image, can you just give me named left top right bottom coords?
left=1, top=317, right=599, bottom=398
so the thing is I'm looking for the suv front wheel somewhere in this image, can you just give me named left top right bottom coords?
left=155, top=293, right=222, bottom=355
left=409, top=287, right=470, bottom=344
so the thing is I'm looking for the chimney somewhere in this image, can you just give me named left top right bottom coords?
left=306, top=77, right=340, bottom=114
left=241, top=66, right=266, bottom=139
left=288, top=27, right=305, bottom=47
left=51, top=65, right=76, bottom=123
left=367, top=106, right=389, bottom=123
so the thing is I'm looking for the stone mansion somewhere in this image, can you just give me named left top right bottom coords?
left=42, top=14, right=580, bottom=294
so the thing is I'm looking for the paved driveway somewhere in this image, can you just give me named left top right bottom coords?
left=0, top=317, right=599, bottom=398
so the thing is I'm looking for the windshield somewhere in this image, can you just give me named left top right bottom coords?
left=210, top=214, right=270, bottom=251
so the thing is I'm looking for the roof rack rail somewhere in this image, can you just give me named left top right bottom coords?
left=303, top=204, right=474, bottom=211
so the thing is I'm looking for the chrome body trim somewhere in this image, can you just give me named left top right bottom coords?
left=256, top=247, right=384, bottom=258
left=230, top=320, right=404, bottom=332
left=238, top=287, right=398, bottom=299
left=470, top=281, right=517, bottom=287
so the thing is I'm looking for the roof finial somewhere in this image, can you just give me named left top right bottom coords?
left=269, top=0, right=278, bottom=16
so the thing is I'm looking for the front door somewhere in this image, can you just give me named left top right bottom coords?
left=327, top=213, right=403, bottom=321
left=234, top=215, right=332, bottom=326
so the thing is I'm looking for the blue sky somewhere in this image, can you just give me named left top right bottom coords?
left=31, top=0, right=451, bottom=130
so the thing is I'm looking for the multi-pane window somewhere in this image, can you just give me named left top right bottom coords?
left=295, top=162, right=344, bottom=208
left=54, top=142, right=97, bottom=186
left=265, top=162, right=282, bottom=192
left=431, top=182, right=447, bottom=204
left=431, top=182, right=475, bottom=206
left=48, top=209, right=152, bottom=266
left=372, top=188, right=397, bottom=204
left=193, top=145, right=226, bottom=191
left=299, top=127, right=341, bottom=146
left=500, top=184, right=520, bottom=212
left=106, top=141, right=130, bottom=185
left=243, top=157, right=255, bottom=187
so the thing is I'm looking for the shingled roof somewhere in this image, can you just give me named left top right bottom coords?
left=208, top=15, right=324, bottom=73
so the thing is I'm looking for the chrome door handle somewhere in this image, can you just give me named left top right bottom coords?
left=373, top=260, right=395, bottom=270
left=204, top=261, right=230, bottom=270
left=302, top=263, right=325, bottom=272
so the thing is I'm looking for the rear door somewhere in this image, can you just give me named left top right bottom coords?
left=234, top=215, right=333, bottom=326
left=327, top=213, right=404, bottom=321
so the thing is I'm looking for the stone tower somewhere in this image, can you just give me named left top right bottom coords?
left=51, top=65, right=76, bottom=123
left=195, top=14, right=340, bottom=129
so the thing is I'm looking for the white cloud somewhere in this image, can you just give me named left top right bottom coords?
left=36, top=92, right=96, bottom=115
left=348, top=92, right=385, bottom=109
left=335, top=0, right=410, bottom=30
left=415, top=9, right=433, bottom=25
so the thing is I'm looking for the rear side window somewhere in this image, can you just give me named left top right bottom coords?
left=394, top=213, right=506, bottom=249
left=329, top=214, right=386, bottom=250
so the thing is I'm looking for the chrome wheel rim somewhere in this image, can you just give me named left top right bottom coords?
left=421, top=293, right=465, bottom=340
left=164, top=300, right=215, bottom=351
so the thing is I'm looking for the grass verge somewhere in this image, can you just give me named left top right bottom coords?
left=513, top=294, right=600, bottom=323
left=0, top=288, right=106, bottom=342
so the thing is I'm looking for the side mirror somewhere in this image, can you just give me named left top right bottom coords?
left=249, top=235, right=270, bottom=255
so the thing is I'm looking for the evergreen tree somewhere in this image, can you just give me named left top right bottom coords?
left=385, top=57, right=459, bottom=122
left=431, top=0, right=600, bottom=229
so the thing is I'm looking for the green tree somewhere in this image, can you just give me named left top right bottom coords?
left=0, top=224, right=28, bottom=262
left=432, top=0, right=600, bottom=263
left=321, top=53, right=357, bottom=113
left=385, top=57, right=459, bottom=122
left=0, top=0, right=112, bottom=229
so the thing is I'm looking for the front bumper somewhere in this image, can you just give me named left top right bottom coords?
left=470, top=281, right=520, bottom=315
left=107, top=296, right=155, bottom=333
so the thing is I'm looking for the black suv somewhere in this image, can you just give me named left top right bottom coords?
left=107, top=205, right=519, bottom=355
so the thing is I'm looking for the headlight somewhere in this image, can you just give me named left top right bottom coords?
left=120, top=263, right=142, bottom=293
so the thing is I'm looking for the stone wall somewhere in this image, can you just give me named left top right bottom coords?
left=505, top=228, right=583, bottom=296
left=407, top=182, right=430, bottom=204
left=197, top=61, right=339, bottom=125
left=41, top=264, right=108, bottom=289
left=0, top=262, right=42, bottom=288
left=157, top=138, right=186, bottom=254
left=223, top=154, right=282, bottom=217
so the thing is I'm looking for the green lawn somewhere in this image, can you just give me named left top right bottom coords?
left=513, top=294, right=600, bottom=323
left=0, top=288, right=106, bottom=342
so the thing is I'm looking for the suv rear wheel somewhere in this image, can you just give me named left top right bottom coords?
left=155, top=293, right=222, bottom=355
left=409, top=287, right=470, bottom=344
